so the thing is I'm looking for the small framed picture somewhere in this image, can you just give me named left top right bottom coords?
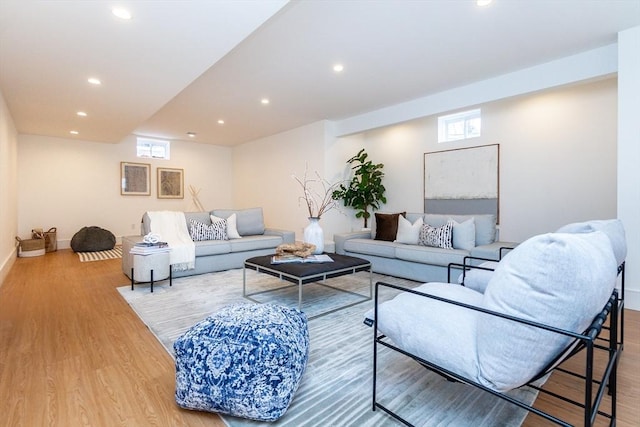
left=120, top=162, right=150, bottom=196
left=157, top=167, right=184, bottom=199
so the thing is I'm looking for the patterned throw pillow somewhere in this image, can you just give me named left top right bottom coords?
left=418, top=220, right=454, bottom=249
left=189, top=218, right=228, bottom=241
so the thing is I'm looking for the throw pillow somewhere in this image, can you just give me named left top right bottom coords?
left=374, top=212, right=406, bottom=242
left=189, top=218, right=228, bottom=241
left=211, top=214, right=242, bottom=239
left=451, top=218, right=476, bottom=250
left=394, top=216, right=423, bottom=245
left=418, top=220, right=454, bottom=249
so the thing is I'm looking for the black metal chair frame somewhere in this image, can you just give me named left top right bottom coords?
left=372, top=281, right=620, bottom=427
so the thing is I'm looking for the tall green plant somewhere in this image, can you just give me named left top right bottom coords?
left=332, top=148, right=386, bottom=228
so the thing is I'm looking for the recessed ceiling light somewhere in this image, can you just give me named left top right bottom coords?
left=77, top=111, right=87, bottom=117
left=87, top=77, right=101, bottom=85
left=70, top=130, right=79, bottom=135
left=112, top=7, right=132, bottom=20
left=333, top=64, right=344, bottom=73
left=217, top=119, right=225, bottom=125
left=261, top=98, right=270, bottom=105
left=187, top=132, right=196, bottom=138
left=477, top=0, right=492, bottom=6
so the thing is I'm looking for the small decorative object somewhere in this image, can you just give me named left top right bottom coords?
left=332, top=149, right=386, bottom=228
left=157, top=167, right=184, bottom=199
left=304, top=217, right=324, bottom=254
left=121, top=162, right=150, bottom=196
left=276, top=242, right=316, bottom=258
left=293, top=166, right=341, bottom=254
left=188, top=184, right=205, bottom=211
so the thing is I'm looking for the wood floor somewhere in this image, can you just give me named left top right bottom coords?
left=1, top=249, right=638, bottom=426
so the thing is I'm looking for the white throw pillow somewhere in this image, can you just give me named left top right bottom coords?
left=394, top=216, right=423, bottom=245
left=451, top=218, right=476, bottom=250
left=211, top=213, right=242, bottom=239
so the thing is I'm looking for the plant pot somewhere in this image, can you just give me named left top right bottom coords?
left=303, top=217, right=324, bottom=255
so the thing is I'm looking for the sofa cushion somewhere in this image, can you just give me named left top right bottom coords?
left=477, top=231, right=617, bottom=392
left=423, top=214, right=496, bottom=246
left=229, top=235, right=284, bottom=252
left=194, top=240, right=232, bottom=256
left=556, top=219, right=626, bottom=266
left=374, top=212, right=405, bottom=241
left=344, top=238, right=397, bottom=258
left=396, top=245, right=468, bottom=267
left=451, top=218, right=476, bottom=250
left=212, top=208, right=265, bottom=236
left=394, top=216, right=423, bottom=245
left=419, top=220, right=454, bottom=249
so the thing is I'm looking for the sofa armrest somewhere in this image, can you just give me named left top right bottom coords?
left=334, top=231, right=373, bottom=254
left=264, top=228, right=295, bottom=244
left=470, top=241, right=518, bottom=261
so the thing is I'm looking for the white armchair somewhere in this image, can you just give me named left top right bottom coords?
left=369, top=229, right=621, bottom=426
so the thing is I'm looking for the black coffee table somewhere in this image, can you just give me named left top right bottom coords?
left=243, top=253, right=372, bottom=318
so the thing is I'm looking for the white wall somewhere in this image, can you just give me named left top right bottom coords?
left=618, top=26, right=640, bottom=310
left=17, top=134, right=233, bottom=247
left=0, top=90, right=18, bottom=284
left=232, top=121, right=329, bottom=240
left=330, top=78, right=618, bottom=243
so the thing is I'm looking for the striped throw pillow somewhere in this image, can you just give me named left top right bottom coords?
left=418, top=220, right=454, bottom=249
left=189, top=218, right=228, bottom=241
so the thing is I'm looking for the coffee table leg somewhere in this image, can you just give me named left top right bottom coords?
left=298, top=279, right=302, bottom=311
left=243, top=266, right=246, bottom=297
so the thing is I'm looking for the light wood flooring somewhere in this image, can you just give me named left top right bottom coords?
left=0, top=249, right=638, bottom=426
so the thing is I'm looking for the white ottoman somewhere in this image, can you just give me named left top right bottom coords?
left=130, top=251, right=171, bottom=292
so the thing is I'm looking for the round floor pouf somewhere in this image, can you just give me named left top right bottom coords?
left=174, top=303, right=309, bottom=422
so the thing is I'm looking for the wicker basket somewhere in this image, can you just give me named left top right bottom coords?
left=16, top=236, right=46, bottom=257
left=33, top=227, right=57, bottom=252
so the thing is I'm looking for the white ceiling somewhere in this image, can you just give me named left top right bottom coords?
left=1, top=0, right=639, bottom=146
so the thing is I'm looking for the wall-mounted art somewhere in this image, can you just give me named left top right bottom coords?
left=157, top=167, right=184, bottom=199
left=424, top=144, right=499, bottom=219
left=120, top=162, right=150, bottom=196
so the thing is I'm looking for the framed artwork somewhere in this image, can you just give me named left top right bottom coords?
left=120, top=162, right=150, bottom=196
left=424, top=144, right=499, bottom=220
left=157, top=167, right=184, bottom=199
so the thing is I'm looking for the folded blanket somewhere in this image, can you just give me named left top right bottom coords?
left=147, top=211, right=195, bottom=271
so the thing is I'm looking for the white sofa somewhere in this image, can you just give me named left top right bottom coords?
left=334, top=213, right=516, bottom=283
left=122, top=208, right=295, bottom=279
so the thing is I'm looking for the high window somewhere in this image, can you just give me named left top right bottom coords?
left=136, top=137, right=170, bottom=160
left=438, top=109, right=481, bottom=143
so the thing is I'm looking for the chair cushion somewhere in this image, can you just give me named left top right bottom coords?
left=369, top=282, right=483, bottom=381
left=477, top=231, right=617, bottom=391
left=458, top=260, right=498, bottom=293
left=556, top=219, right=627, bottom=266
left=174, top=304, right=309, bottom=421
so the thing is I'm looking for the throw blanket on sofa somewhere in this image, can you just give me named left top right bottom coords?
left=147, top=211, right=195, bottom=271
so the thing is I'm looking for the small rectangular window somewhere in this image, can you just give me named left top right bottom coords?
left=137, top=137, right=170, bottom=160
left=438, top=109, right=481, bottom=143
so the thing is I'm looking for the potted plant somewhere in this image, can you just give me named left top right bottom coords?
left=332, top=149, right=386, bottom=229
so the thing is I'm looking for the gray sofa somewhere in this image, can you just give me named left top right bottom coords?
left=122, top=208, right=294, bottom=279
left=334, top=213, right=516, bottom=283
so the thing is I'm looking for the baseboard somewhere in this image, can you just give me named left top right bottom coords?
left=625, top=288, right=640, bottom=311
left=0, top=247, right=17, bottom=289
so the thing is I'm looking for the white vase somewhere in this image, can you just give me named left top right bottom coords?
left=303, top=217, right=324, bottom=255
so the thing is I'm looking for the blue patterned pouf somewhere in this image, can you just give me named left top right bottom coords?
left=174, top=303, right=309, bottom=421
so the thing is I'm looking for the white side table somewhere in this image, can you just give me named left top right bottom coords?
left=130, top=251, right=171, bottom=293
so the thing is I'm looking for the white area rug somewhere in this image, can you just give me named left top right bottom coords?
left=117, top=269, right=538, bottom=426
left=77, top=246, right=122, bottom=262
